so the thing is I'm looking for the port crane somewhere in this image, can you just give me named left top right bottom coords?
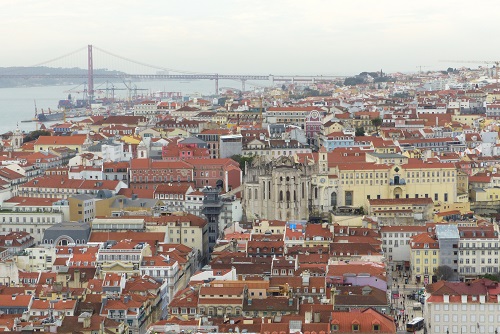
left=440, top=59, right=500, bottom=83
left=122, top=80, right=149, bottom=107
left=93, top=81, right=127, bottom=101
left=64, top=82, right=89, bottom=97
left=416, top=65, right=429, bottom=75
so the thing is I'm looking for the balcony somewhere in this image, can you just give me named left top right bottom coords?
left=389, top=178, right=406, bottom=186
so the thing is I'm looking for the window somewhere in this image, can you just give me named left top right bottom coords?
left=352, top=324, right=360, bottom=331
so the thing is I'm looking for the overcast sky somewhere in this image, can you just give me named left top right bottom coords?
left=2, top=0, right=499, bottom=76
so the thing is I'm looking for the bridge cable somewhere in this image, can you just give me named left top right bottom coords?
left=93, top=46, right=214, bottom=76
left=0, top=47, right=87, bottom=74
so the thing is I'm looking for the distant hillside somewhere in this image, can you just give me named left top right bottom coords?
left=0, top=66, right=126, bottom=88
left=343, top=71, right=396, bottom=86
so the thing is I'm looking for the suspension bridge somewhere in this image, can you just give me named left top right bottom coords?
left=0, top=45, right=345, bottom=98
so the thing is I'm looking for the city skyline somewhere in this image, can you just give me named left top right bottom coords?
left=1, top=0, right=499, bottom=75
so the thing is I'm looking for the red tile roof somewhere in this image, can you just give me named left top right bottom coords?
left=368, top=198, right=433, bottom=206
left=0, top=295, right=31, bottom=308
left=327, top=262, right=386, bottom=280
left=410, top=233, right=439, bottom=249
left=34, top=135, right=88, bottom=146
left=89, top=231, right=165, bottom=243
left=4, top=196, right=62, bottom=206
left=22, top=176, right=122, bottom=190
left=330, top=308, right=396, bottom=333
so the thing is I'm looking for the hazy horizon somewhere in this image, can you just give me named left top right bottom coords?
left=2, top=0, right=499, bottom=76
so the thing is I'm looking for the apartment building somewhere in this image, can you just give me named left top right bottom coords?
left=410, top=232, right=440, bottom=283
left=458, top=224, right=500, bottom=278
left=380, top=225, right=429, bottom=270
left=425, top=279, right=500, bottom=334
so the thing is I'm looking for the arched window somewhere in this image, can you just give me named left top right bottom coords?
left=279, top=191, right=283, bottom=201
left=331, top=192, right=337, bottom=208
left=294, top=190, right=297, bottom=201
left=286, top=191, right=290, bottom=202
left=254, top=189, right=258, bottom=200
left=315, top=187, right=318, bottom=199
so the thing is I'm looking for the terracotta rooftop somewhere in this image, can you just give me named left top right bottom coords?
left=34, top=135, right=88, bottom=146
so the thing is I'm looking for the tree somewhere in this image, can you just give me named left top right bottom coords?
left=344, top=76, right=365, bottom=86
left=23, top=130, right=51, bottom=144
left=482, top=273, right=500, bottom=282
left=371, top=117, right=383, bottom=134
left=217, top=97, right=227, bottom=106
left=434, top=265, right=454, bottom=281
left=355, top=127, right=365, bottom=137
left=231, top=154, right=255, bottom=175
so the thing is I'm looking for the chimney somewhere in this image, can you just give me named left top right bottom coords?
left=74, top=269, right=80, bottom=287
left=305, top=311, right=312, bottom=324
left=83, top=315, right=91, bottom=329
left=330, top=287, right=337, bottom=307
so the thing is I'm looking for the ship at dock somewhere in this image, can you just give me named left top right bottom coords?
left=36, top=109, right=65, bottom=122
left=35, top=98, right=89, bottom=122
left=22, top=100, right=66, bottom=123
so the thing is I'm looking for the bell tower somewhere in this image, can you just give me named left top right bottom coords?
left=11, top=124, right=23, bottom=151
left=137, top=140, right=149, bottom=159
left=318, top=146, right=328, bottom=174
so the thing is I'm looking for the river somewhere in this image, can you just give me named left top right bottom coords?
left=0, top=79, right=268, bottom=134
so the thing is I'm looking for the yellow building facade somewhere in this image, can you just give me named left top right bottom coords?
left=451, top=114, right=482, bottom=128
left=409, top=233, right=440, bottom=280
left=333, top=160, right=459, bottom=210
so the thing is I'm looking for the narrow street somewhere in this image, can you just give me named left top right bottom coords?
left=390, top=273, right=427, bottom=333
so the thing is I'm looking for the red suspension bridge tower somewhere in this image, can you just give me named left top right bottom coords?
left=87, top=44, right=94, bottom=103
